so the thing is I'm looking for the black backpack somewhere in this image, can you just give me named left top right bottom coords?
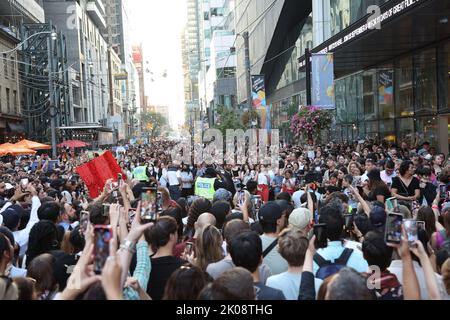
left=313, top=248, right=353, bottom=280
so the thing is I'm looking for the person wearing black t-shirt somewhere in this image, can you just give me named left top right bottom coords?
left=391, top=160, right=420, bottom=203
left=145, top=216, right=187, bottom=300
left=363, top=169, right=391, bottom=203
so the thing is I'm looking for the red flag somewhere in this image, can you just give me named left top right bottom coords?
left=75, top=151, right=125, bottom=198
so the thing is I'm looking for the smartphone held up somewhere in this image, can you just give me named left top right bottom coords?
left=313, top=223, right=327, bottom=249
left=140, top=187, right=161, bottom=224
left=94, top=225, right=113, bottom=274
left=385, top=213, right=403, bottom=245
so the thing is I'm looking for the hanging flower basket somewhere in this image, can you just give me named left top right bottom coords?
left=290, top=105, right=333, bottom=142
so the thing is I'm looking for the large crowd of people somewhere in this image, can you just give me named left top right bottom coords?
left=0, top=137, right=449, bottom=300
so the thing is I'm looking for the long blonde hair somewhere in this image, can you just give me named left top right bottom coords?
left=195, top=225, right=223, bottom=271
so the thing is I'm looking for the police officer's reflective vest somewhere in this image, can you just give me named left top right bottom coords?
left=194, top=177, right=216, bottom=200
left=133, top=166, right=148, bottom=181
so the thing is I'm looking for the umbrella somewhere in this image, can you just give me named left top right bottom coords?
left=14, top=139, right=51, bottom=150
left=57, top=140, right=89, bottom=148
left=0, top=143, right=37, bottom=156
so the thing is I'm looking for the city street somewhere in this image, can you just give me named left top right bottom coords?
left=0, top=0, right=449, bottom=305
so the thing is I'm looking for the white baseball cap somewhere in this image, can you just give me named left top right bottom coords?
left=288, top=208, right=313, bottom=230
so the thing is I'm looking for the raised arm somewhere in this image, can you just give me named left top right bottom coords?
left=411, top=240, right=442, bottom=300
left=348, top=185, right=370, bottom=216
left=299, top=236, right=317, bottom=300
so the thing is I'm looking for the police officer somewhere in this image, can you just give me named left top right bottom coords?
left=194, top=167, right=227, bottom=201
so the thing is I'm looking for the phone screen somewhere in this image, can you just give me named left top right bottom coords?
left=156, top=191, right=163, bottom=213
left=404, top=219, right=418, bottom=246
left=386, top=197, right=398, bottom=212
left=344, top=214, right=354, bottom=231
left=141, top=187, right=158, bottom=223
left=314, top=223, right=327, bottom=249
left=252, top=196, right=262, bottom=211
left=385, top=213, right=403, bottom=244
left=440, top=185, right=447, bottom=199
left=416, top=221, right=426, bottom=232
left=94, top=225, right=112, bottom=274
left=80, top=211, right=90, bottom=234
left=238, top=191, right=245, bottom=206
left=185, top=242, right=194, bottom=255
left=102, top=203, right=110, bottom=217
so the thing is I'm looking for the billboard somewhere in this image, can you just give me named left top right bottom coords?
left=251, top=75, right=266, bottom=109
left=311, top=53, right=335, bottom=109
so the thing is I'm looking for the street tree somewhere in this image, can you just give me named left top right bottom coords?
left=140, top=111, right=168, bottom=138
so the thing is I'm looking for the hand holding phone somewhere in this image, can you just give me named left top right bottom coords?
left=404, top=219, right=418, bottom=247
left=93, top=225, right=113, bottom=274
left=313, top=223, right=327, bottom=249
left=385, top=213, right=403, bottom=245
left=344, top=214, right=354, bottom=231
left=184, top=242, right=194, bottom=256
left=141, top=187, right=158, bottom=223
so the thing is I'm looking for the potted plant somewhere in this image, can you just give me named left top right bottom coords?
left=290, top=105, right=333, bottom=143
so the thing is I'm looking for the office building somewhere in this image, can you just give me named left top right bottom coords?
left=235, top=0, right=450, bottom=154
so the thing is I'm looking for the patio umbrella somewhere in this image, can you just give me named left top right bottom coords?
left=57, top=140, right=89, bottom=148
left=14, top=139, right=51, bottom=150
left=0, top=143, right=37, bottom=156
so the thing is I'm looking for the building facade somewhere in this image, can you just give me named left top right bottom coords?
left=43, top=0, right=110, bottom=125
left=0, top=0, right=46, bottom=142
left=235, top=0, right=450, bottom=154
left=183, top=0, right=202, bottom=124
left=198, top=0, right=237, bottom=126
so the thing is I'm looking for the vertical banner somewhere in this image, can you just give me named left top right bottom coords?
left=378, top=70, right=393, bottom=105
left=251, top=75, right=266, bottom=109
left=311, top=53, right=335, bottom=109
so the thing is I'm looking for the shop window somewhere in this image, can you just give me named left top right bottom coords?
left=414, top=48, right=437, bottom=115
left=396, top=118, right=415, bottom=146
left=437, top=42, right=450, bottom=112
left=379, top=119, right=395, bottom=143
left=363, top=70, right=377, bottom=120
left=395, top=56, right=414, bottom=117
left=365, top=121, right=379, bottom=140
left=335, top=78, right=347, bottom=123
left=416, top=116, right=438, bottom=148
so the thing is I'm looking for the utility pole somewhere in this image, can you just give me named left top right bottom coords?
left=243, top=31, right=252, bottom=110
left=305, top=48, right=312, bottom=106
left=47, top=34, right=57, bottom=158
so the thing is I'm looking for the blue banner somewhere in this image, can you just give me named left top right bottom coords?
left=311, top=53, right=335, bottom=109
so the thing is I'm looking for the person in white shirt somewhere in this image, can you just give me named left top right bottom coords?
left=266, top=228, right=322, bottom=299
left=361, top=158, right=376, bottom=183
left=180, top=165, right=194, bottom=197
left=380, top=160, right=397, bottom=188
left=167, top=162, right=182, bottom=201
left=4, top=185, right=41, bottom=258
left=257, top=165, right=270, bottom=202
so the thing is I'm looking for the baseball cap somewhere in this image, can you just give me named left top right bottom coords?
left=370, top=206, right=386, bottom=228
left=1, top=207, right=21, bottom=230
left=258, top=202, right=283, bottom=224
left=289, top=208, right=312, bottom=230
left=213, top=188, right=232, bottom=203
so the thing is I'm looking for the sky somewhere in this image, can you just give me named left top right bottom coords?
left=126, top=0, right=187, bottom=130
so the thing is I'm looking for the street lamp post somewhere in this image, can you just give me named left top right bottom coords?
left=46, top=31, right=58, bottom=158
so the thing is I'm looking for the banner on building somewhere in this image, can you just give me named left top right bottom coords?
left=251, top=75, right=267, bottom=109
left=76, top=151, right=125, bottom=198
left=311, top=53, right=335, bottom=109
left=378, top=70, right=393, bottom=105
